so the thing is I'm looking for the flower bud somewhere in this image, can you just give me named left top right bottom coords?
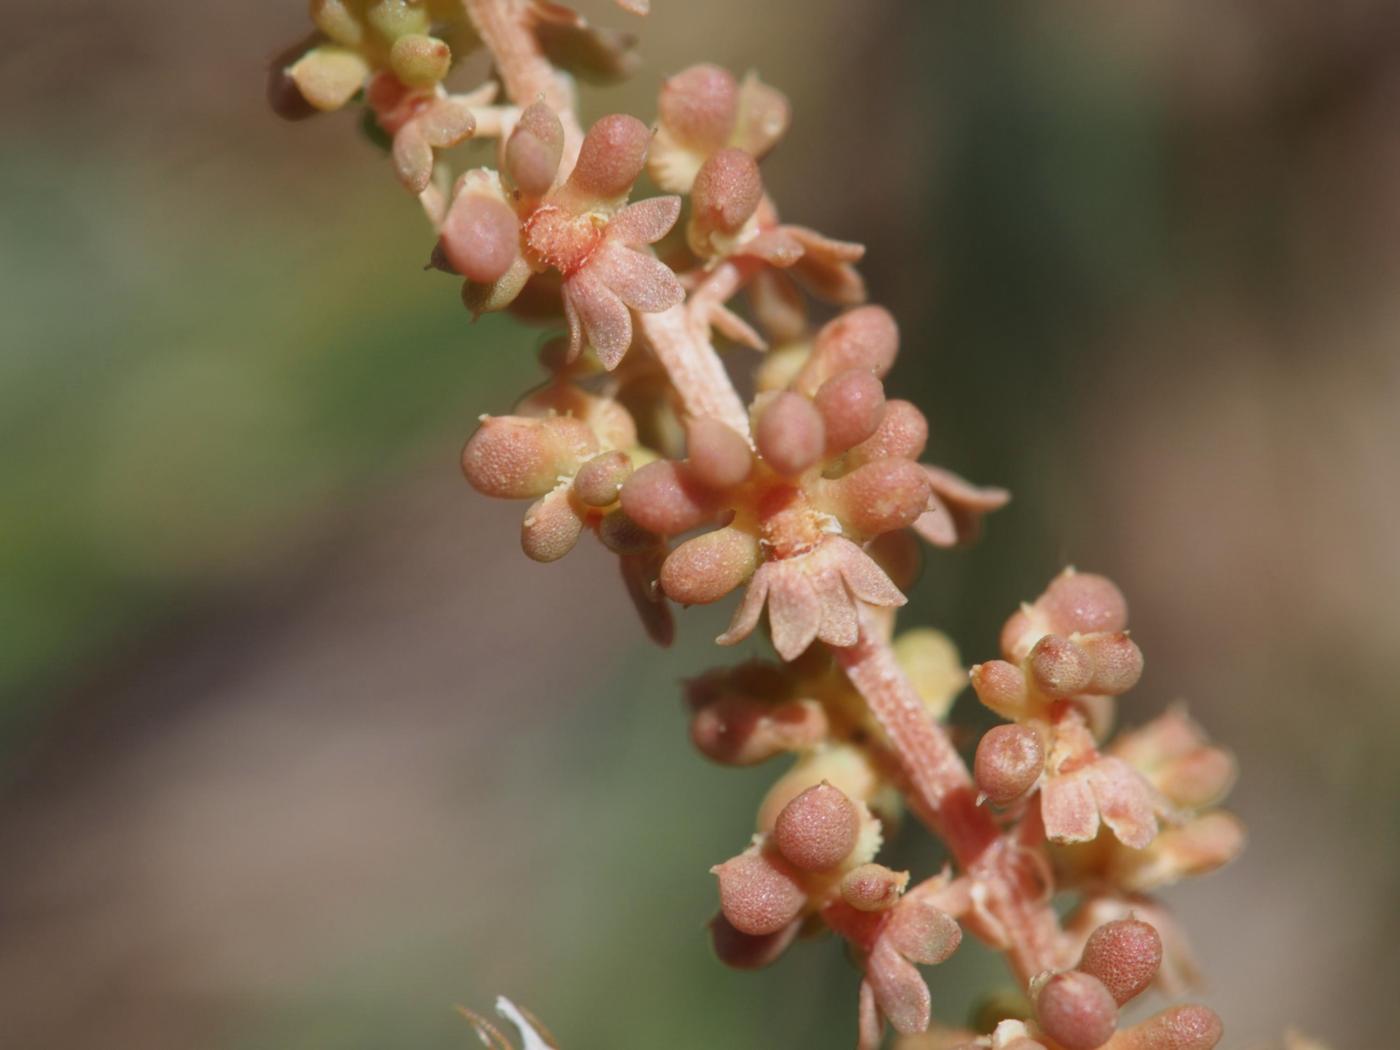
left=505, top=101, right=564, bottom=196
left=1078, top=918, right=1162, bottom=1006
left=814, top=369, right=886, bottom=455
left=709, top=912, right=799, bottom=970
left=1028, top=634, right=1094, bottom=698
left=521, top=488, right=583, bottom=562
left=971, top=660, right=1031, bottom=720
left=567, top=113, right=651, bottom=202
left=712, top=849, right=806, bottom=936
left=690, top=695, right=827, bottom=766
left=824, top=459, right=931, bottom=538
left=797, top=305, right=899, bottom=392
left=1078, top=632, right=1144, bottom=696
left=595, top=507, right=660, bottom=555
left=843, top=399, right=928, bottom=467
left=686, top=417, right=752, bottom=489
left=572, top=451, right=633, bottom=507
left=287, top=46, right=370, bottom=112
left=690, top=147, right=763, bottom=239
left=660, top=526, right=759, bottom=605
left=441, top=192, right=520, bottom=284
left=461, top=415, right=597, bottom=499
left=619, top=460, right=719, bottom=535
left=773, top=782, right=860, bottom=871
left=755, top=392, right=825, bottom=476
left=1041, top=570, right=1129, bottom=636
left=1113, top=1005, right=1222, bottom=1050
left=1035, top=971, right=1118, bottom=1050
left=974, top=724, right=1045, bottom=804
left=389, top=33, right=451, bottom=87
left=658, top=63, right=737, bottom=150
left=840, top=863, right=908, bottom=911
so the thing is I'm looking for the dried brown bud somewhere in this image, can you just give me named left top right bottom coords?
left=709, top=911, right=799, bottom=970
left=690, top=695, right=828, bottom=766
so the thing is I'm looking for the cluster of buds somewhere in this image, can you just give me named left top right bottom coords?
left=271, top=2, right=1255, bottom=1048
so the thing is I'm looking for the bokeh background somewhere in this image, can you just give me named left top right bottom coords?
left=2, top=1, right=1397, bottom=1047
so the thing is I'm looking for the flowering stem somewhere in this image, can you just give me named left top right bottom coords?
left=834, top=608, right=1066, bottom=981
left=639, top=307, right=751, bottom=439
left=461, top=0, right=583, bottom=162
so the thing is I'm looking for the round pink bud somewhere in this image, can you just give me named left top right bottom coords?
left=687, top=417, right=752, bottom=489
left=844, top=399, right=929, bottom=466
left=1117, top=1005, right=1223, bottom=1050
left=712, top=850, right=806, bottom=936
left=1079, top=632, right=1144, bottom=696
left=773, top=782, right=860, bottom=872
left=440, top=194, right=520, bottom=284
left=691, top=147, right=763, bottom=234
left=1041, top=571, right=1129, bottom=636
left=840, top=863, right=907, bottom=911
left=619, top=460, right=718, bottom=535
left=1028, top=634, right=1094, bottom=699
left=660, top=526, right=759, bottom=605
left=572, top=450, right=633, bottom=507
left=826, top=458, right=931, bottom=537
left=659, top=63, right=738, bottom=149
left=709, top=911, right=799, bottom=970
left=1078, top=918, right=1163, bottom=1006
left=1036, top=971, right=1118, bottom=1050
left=461, top=416, right=597, bottom=499
left=756, top=392, right=825, bottom=477
left=800, top=305, right=899, bottom=391
left=521, top=490, right=583, bottom=563
left=505, top=101, right=564, bottom=196
left=974, top=724, right=1045, bottom=805
left=970, top=660, right=1029, bottom=718
left=568, top=113, right=651, bottom=201
left=814, top=369, right=886, bottom=455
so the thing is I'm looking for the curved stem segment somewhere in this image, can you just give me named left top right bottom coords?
left=461, top=0, right=583, bottom=163
left=834, top=607, right=1066, bottom=982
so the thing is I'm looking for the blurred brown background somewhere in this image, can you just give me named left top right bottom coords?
left=1, top=1, right=1396, bottom=1047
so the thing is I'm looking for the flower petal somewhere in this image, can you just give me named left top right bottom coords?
left=565, top=269, right=633, bottom=369
left=810, top=566, right=859, bottom=648
left=589, top=241, right=685, bottom=313
left=717, top=566, right=771, bottom=647
left=833, top=539, right=907, bottom=608
left=607, top=195, right=682, bottom=245
left=767, top=568, right=822, bottom=660
left=392, top=123, right=434, bottom=194
left=1089, top=757, right=1160, bottom=850
left=866, top=937, right=931, bottom=1036
left=1041, top=769, right=1101, bottom=844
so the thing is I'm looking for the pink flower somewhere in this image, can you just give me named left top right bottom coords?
left=718, top=535, right=906, bottom=660
left=1040, top=712, right=1166, bottom=850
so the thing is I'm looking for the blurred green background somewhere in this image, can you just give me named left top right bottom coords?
left=2, top=1, right=1396, bottom=1047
